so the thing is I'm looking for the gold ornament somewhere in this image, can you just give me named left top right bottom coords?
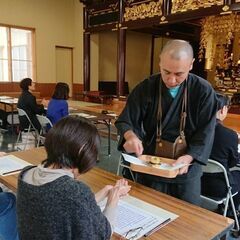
left=171, top=0, right=223, bottom=14
left=124, top=0, right=163, bottom=21
left=199, top=13, right=240, bottom=70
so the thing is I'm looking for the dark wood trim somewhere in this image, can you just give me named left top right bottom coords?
left=83, top=32, right=90, bottom=91
left=55, top=45, right=74, bottom=49
left=86, top=23, right=117, bottom=32
left=150, top=35, right=155, bottom=75
left=119, top=0, right=124, bottom=23
left=117, top=28, right=126, bottom=96
left=84, top=2, right=240, bottom=33
left=84, top=7, right=87, bottom=29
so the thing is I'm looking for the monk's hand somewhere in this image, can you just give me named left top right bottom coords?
left=123, top=130, right=143, bottom=157
left=172, top=154, right=193, bottom=175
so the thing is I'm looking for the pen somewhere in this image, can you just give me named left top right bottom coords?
left=2, top=168, right=23, bottom=176
left=143, top=218, right=171, bottom=237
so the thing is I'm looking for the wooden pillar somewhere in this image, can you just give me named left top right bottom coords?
left=150, top=35, right=155, bottom=75
left=117, top=28, right=126, bottom=97
left=83, top=32, right=90, bottom=91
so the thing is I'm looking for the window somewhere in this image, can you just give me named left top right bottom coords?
left=0, top=26, right=35, bottom=82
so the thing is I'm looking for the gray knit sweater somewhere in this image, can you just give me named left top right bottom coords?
left=17, top=167, right=111, bottom=240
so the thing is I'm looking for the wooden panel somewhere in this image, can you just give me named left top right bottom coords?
left=35, top=83, right=55, bottom=98
left=0, top=83, right=55, bottom=98
left=72, top=83, right=84, bottom=100
left=0, top=83, right=21, bottom=92
left=224, top=113, right=240, bottom=132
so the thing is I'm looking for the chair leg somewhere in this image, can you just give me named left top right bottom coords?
left=117, top=155, right=136, bottom=182
left=23, top=125, right=32, bottom=150
left=229, top=195, right=240, bottom=231
left=36, top=130, right=42, bottom=147
left=117, top=155, right=122, bottom=176
left=16, top=130, right=21, bottom=145
left=223, top=195, right=230, bottom=217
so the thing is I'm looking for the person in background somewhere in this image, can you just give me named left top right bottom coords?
left=201, top=94, right=240, bottom=211
left=0, top=152, right=19, bottom=240
left=17, top=78, right=48, bottom=133
left=115, top=39, right=218, bottom=206
left=47, top=82, right=69, bottom=125
left=0, top=109, right=8, bottom=130
left=17, top=116, right=131, bottom=240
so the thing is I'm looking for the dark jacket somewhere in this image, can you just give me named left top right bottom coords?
left=17, top=90, right=44, bottom=132
left=201, top=120, right=240, bottom=197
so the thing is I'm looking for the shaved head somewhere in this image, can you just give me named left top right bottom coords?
left=159, top=40, right=194, bottom=88
left=160, top=40, right=194, bottom=61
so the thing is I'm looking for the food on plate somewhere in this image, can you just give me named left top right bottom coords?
left=149, top=156, right=162, bottom=165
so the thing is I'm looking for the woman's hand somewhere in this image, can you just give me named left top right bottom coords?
left=95, top=185, right=113, bottom=203
left=41, top=99, right=49, bottom=107
left=106, top=179, right=131, bottom=208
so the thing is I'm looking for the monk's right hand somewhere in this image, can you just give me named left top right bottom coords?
left=123, top=131, right=143, bottom=156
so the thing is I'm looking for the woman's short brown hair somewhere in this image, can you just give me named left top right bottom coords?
left=43, top=116, right=100, bottom=174
left=20, top=78, right=32, bottom=91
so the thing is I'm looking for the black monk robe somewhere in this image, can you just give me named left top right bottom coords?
left=115, top=73, right=218, bottom=183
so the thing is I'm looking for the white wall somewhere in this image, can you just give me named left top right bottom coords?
left=0, top=0, right=84, bottom=84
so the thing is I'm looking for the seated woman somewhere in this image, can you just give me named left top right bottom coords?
left=47, top=82, right=69, bottom=125
left=0, top=152, right=19, bottom=240
left=17, top=116, right=130, bottom=240
left=17, top=78, right=47, bottom=133
left=201, top=94, right=240, bottom=211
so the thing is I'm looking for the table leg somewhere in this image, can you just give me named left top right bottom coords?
left=105, top=120, right=111, bottom=156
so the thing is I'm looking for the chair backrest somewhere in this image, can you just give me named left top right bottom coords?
left=17, top=108, right=37, bottom=131
left=201, top=159, right=240, bottom=232
left=36, top=115, right=53, bottom=128
left=202, top=159, right=231, bottom=187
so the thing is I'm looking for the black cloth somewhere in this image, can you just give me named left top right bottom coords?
left=201, top=120, right=240, bottom=207
left=115, top=73, right=218, bottom=204
left=17, top=90, right=44, bottom=132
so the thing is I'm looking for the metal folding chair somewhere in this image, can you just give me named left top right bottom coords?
left=36, top=114, right=53, bottom=147
left=16, top=108, right=39, bottom=150
left=117, top=154, right=136, bottom=182
left=201, top=159, right=239, bottom=232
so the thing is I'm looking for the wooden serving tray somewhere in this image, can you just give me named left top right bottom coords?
left=130, top=155, right=179, bottom=178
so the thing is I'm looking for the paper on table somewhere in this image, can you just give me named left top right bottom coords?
left=68, top=107, right=77, bottom=111
left=122, top=153, right=148, bottom=166
left=0, top=155, right=32, bottom=176
left=153, top=163, right=189, bottom=170
left=122, top=153, right=188, bottom=170
left=77, top=113, right=96, bottom=118
left=98, top=195, right=177, bottom=239
left=106, top=113, right=118, bottom=117
left=0, top=96, right=12, bottom=100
